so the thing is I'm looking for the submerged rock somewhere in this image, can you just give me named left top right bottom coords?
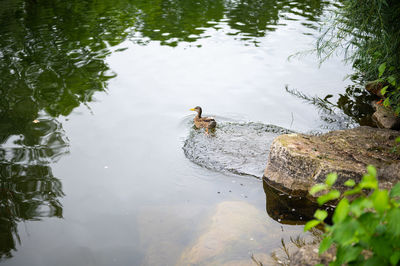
left=176, top=201, right=310, bottom=266
left=183, top=122, right=293, bottom=178
left=177, top=201, right=272, bottom=265
left=290, top=243, right=336, bottom=266
left=264, top=126, right=400, bottom=200
left=372, top=101, right=400, bottom=130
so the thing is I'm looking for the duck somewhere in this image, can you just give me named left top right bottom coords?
left=189, top=106, right=217, bottom=133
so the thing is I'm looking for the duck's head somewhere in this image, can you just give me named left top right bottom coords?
left=189, top=106, right=202, bottom=117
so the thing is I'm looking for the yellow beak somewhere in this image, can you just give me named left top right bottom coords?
left=189, top=108, right=195, bottom=111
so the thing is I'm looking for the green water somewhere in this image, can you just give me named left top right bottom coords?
left=1, top=0, right=356, bottom=265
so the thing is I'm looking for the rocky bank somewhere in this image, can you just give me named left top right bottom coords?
left=264, top=126, right=400, bottom=265
left=263, top=126, right=400, bottom=201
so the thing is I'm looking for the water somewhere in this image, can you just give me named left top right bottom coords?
left=183, top=122, right=294, bottom=178
left=0, top=0, right=357, bottom=265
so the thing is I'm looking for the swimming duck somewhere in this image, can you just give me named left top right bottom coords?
left=189, top=106, right=217, bottom=133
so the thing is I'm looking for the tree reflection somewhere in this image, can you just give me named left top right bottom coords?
left=227, top=0, right=327, bottom=38
left=130, top=0, right=330, bottom=45
left=0, top=119, right=68, bottom=259
left=0, top=0, right=135, bottom=259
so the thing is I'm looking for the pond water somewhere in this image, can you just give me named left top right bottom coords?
left=0, top=0, right=357, bottom=265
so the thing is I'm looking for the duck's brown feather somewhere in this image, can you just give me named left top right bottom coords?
left=194, top=117, right=217, bottom=129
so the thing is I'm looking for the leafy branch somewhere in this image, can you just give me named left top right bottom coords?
left=305, top=165, right=400, bottom=265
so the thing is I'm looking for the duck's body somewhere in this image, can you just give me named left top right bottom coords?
left=194, top=116, right=217, bottom=129
left=190, top=106, right=216, bottom=133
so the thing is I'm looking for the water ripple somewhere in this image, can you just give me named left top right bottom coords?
left=183, top=122, right=293, bottom=178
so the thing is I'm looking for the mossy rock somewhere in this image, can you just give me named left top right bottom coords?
left=263, top=126, right=400, bottom=202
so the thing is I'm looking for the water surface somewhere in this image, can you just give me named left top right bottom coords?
left=0, top=0, right=354, bottom=264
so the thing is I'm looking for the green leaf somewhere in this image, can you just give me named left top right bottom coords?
left=367, top=165, right=377, bottom=178
left=333, top=198, right=350, bottom=224
left=319, top=236, right=333, bottom=254
left=350, top=197, right=373, bottom=217
left=344, top=179, right=355, bottom=187
left=314, top=209, right=328, bottom=221
left=378, top=62, right=386, bottom=78
left=388, top=75, right=396, bottom=86
left=381, top=85, right=388, bottom=95
left=317, top=190, right=340, bottom=205
left=358, top=212, right=379, bottom=235
left=387, top=208, right=400, bottom=236
left=310, top=184, right=328, bottom=196
left=390, top=183, right=400, bottom=198
left=334, top=245, right=346, bottom=265
left=370, top=235, right=392, bottom=259
left=383, top=98, right=390, bottom=107
left=332, top=219, right=358, bottom=246
left=304, top=219, right=320, bottom=231
left=342, top=245, right=363, bottom=263
left=335, top=243, right=364, bottom=265
left=372, top=189, right=389, bottom=213
left=396, top=137, right=400, bottom=143
left=375, top=224, right=386, bottom=234
left=390, top=252, right=400, bottom=265
left=360, top=172, right=378, bottom=190
left=325, top=173, right=338, bottom=186
left=365, top=256, right=383, bottom=266
left=344, top=186, right=362, bottom=196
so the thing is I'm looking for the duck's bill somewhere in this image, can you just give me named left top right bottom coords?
left=189, top=108, right=195, bottom=111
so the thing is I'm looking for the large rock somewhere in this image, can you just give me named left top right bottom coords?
left=177, top=201, right=274, bottom=266
left=263, top=127, right=400, bottom=200
left=372, top=102, right=400, bottom=129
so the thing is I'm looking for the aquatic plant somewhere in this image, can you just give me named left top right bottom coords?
left=305, top=166, right=400, bottom=265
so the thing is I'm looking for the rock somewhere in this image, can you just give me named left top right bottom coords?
left=177, top=201, right=306, bottom=266
left=263, top=127, right=400, bottom=200
left=177, top=201, right=272, bottom=265
left=372, top=101, right=400, bottom=130
left=290, top=243, right=336, bottom=266
left=365, top=81, right=384, bottom=98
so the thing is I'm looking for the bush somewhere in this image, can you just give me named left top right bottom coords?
left=305, top=165, right=400, bottom=265
left=376, top=63, right=400, bottom=114
left=317, top=0, right=400, bottom=113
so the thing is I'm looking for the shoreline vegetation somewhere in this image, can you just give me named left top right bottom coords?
left=264, top=0, right=400, bottom=264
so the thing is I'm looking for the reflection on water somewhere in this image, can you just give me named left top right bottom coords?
left=263, top=181, right=334, bottom=225
left=0, top=0, right=341, bottom=262
left=0, top=118, right=68, bottom=259
left=130, top=0, right=329, bottom=46
left=286, top=83, right=376, bottom=131
left=264, top=181, right=319, bottom=225
left=0, top=0, right=127, bottom=258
